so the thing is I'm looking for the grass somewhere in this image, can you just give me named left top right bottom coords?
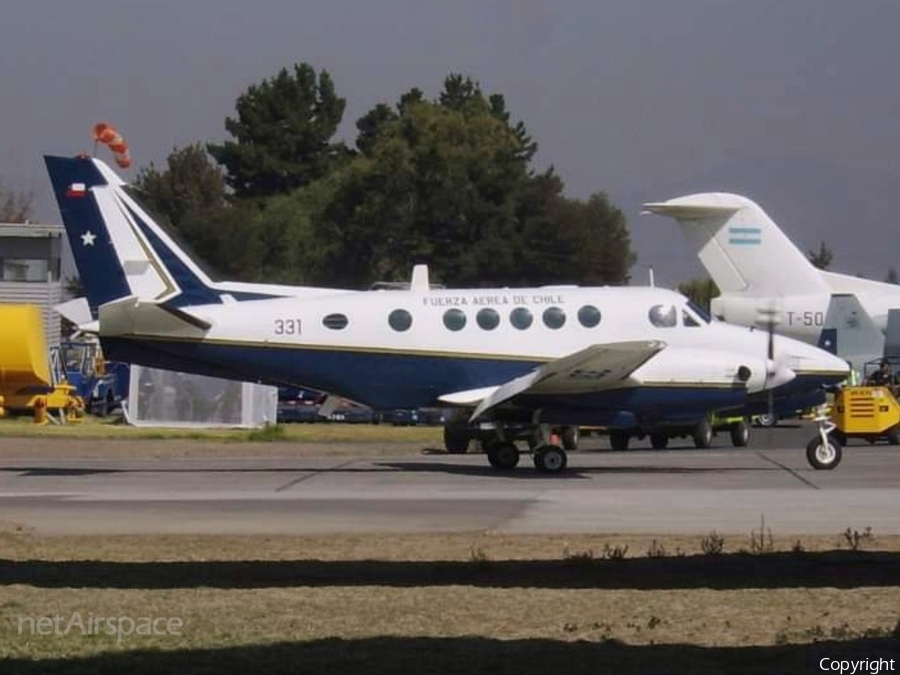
left=0, top=417, right=443, bottom=457
left=2, top=530, right=900, bottom=670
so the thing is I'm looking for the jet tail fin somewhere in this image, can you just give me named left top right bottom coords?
left=644, top=193, right=830, bottom=296
left=820, top=294, right=884, bottom=367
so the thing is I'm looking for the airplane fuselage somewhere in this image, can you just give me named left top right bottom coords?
left=100, top=285, right=847, bottom=427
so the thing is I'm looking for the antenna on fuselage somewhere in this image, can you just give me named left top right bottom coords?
left=410, top=264, right=430, bottom=291
left=648, top=267, right=655, bottom=287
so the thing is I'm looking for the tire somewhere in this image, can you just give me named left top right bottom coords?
left=730, top=420, right=750, bottom=448
left=487, top=442, right=520, bottom=470
left=693, top=418, right=713, bottom=449
left=561, top=426, right=579, bottom=451
left=650, top=433, right=669, bottom=450
left=806, top=435, right=843, bottom=470
left=534, top=446, right=567, bottom=474
left=443, top=424, right=470, bottom=454
left=609, top=431, right=630, bottom=451
left=755, top=413, right=777, bottom=428
left=888, top=425, right=900, bottom=445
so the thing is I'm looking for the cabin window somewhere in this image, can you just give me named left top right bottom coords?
left=322, top=313, right=349, bottom=330
left=542, top=306, right=566, bottom=330
left=443, top=308, right=467, bottom=331
left=476, top=308, right=500, bottom=331
left=510, top=307, right=533, bottom=330
left=648, top=304, right=677, bottom=328
left=388, top=309, right=412, bottom=332
left=577, top=305, right=601, bottom=328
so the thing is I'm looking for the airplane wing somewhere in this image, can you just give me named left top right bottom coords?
left=466, top=340, right=665, bottom=421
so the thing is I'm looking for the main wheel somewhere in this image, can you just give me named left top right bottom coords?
left=443, top=424, right=470, bottom=454
left=650, top=433, right=669, bottom=450
left=730, top=419, right=750, bottom=447
left=693, top=419, right=713, bottom=449
left=561, top=426, right=579, bottom=451
left=534, top=445, right=567, bottom=474
left=487, top=441, right=520, bottom=470
left=609, top=431, right=630, bottom=451
left=806, top=435, right=843, bottom=470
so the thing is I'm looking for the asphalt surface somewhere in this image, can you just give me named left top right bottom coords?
left=1, top=423, right=898, bottom=535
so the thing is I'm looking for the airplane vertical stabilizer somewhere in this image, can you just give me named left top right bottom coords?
left=643, top=193, right=830, bottom=296
left=46, top=154, right=226, bottom=313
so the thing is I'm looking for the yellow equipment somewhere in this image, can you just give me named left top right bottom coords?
left=806, top=382, right=900, bottom=471
left=0, top=304, right=85, bottom=421
left=830, top=385, right=900, bottom=446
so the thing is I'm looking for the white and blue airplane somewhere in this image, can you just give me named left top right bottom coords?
left=46, top=154, right=849, bottom=472
left=644, top=193, right=900, bottom=369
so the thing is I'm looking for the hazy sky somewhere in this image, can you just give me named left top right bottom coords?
left=3, top=0, right=899, bottom=286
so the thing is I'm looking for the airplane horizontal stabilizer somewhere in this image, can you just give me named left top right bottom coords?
left=98, top=296, right=212, bottom=338
left=469, top=340, right=666, bottom=421
left=641, top=202, right=739, bottom=219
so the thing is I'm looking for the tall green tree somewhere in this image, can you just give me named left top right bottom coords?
left=318, top=76, right=635, bottom=287
left=134, top=144, right=264, bottom=279
left=325, top=98, right=532, bottom=286
left=208, top=63, right=350, bottom=198
left=134, top=144, right=227, bottom=228
left=807, top=241, right=833, bottom=270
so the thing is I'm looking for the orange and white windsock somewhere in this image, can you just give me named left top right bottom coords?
left=92, top=122, right=132, bottom=169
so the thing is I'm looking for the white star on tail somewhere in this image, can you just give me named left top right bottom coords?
left=81, top=231, right=96, bottom=246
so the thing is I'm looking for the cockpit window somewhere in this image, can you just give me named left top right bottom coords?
left=648, top=304, right=677, bottom=328
left=682, top=310, right=700, bottom=327
left=686, top=300, right=712, bottom=323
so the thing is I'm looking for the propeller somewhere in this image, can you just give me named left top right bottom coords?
left=757, top=303, right=781, bottom=420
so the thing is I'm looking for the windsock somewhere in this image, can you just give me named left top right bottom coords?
left=92, top=122, right=132, bottom=168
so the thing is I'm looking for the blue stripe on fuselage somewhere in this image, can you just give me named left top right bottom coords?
left=101, top=337, right=769, bottom=421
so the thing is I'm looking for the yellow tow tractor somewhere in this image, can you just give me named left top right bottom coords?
left=805, top=358, right=900, bottom=470
left=0, top=305, right=85, bottom=423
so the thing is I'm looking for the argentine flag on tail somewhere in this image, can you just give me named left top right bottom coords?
left=728, top=225, right=761, bottom=246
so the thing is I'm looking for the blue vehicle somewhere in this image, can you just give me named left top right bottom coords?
left=53, top=341, right=128, bottom=416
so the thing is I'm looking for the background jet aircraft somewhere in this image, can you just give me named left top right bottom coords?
left=47, top=155, right=848, bottom=472
left=644, top=193, right=900, bottom=369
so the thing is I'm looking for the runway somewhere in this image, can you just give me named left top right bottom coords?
left=1, top=425, right=899, bottom=536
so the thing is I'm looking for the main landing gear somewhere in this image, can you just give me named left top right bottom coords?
left=483, top=425, right=571, bottom=475
left=442, top=420, right=578, bottom=474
